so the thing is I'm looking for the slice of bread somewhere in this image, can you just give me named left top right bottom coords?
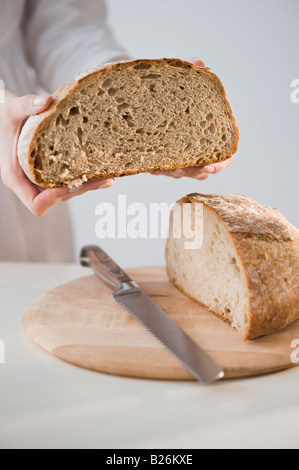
left=18, top=58, right=239, bottom=188
left=166, top=193, right=299, bottom=340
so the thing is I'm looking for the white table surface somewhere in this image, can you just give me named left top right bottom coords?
left=0, top=262, right=298, bottom=450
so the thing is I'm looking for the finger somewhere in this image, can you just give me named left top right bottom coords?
left=168, top=169, right=187, bottom=179
left=3, top=169, right=45, bottom=214
left=7, top=94, right=53, bottom=123
left=194, top=59, right=206, bottom=68
left=186, top=57, right=207, bottom=68
left=33, top=178, right=115, bottom=213
left=194, top=173, right=210, bottom=181
left=177, top=166, right=215, bottom=179
left=181, top=168, right=211, bottom=180
left=61, top=179, right=115, bottom=201
left=4, top=140, right=115, bottom=214
left=151, top=156, right=235, bottom=180
left=7, top=165, right=114, bottom=215
left=151, top=169, right=186, bottom=178
left=178, top=156, right=235, bottom=178
left=151, top=168, right=200, bottom=178
left=203, top=156, right=235, bottom=174
left=151, top=167, right=211, bottom=180
left=11, top=172, right=70, bottom=215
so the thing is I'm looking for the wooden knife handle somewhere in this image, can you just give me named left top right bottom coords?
left=80, top=245, right=133, bottom=291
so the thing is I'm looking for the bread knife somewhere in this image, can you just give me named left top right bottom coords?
left=80, top=245, right=224, bottom=384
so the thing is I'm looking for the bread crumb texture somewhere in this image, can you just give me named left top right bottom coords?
left=166, top=193, right=299, bottom=340
left=19, top=59, right=239, bottom=188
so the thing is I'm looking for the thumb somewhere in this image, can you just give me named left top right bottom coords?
left=8, top=94, right=53, bottom=123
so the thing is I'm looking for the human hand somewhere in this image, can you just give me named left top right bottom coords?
left=0, top=91, right=114, bottom=216
left=152, top=57, right=235, bottom=181
left=152, top=156, right=235, bottom=180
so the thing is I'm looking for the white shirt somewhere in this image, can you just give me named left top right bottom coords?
left=0, top=0, right=128, bottom=262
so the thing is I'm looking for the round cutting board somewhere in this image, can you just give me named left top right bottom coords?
left=23, top=266, right=299, bottom=380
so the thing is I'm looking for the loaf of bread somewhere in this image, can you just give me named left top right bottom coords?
left=166, top=193, right=299, bottom=340
left=18, top=58, right=239, bottom=188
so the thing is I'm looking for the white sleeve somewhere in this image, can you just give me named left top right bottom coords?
left=23, top=0, right=130, bottom=92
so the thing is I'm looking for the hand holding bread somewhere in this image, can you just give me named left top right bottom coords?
left=0, top=91, right=115, bottom=216
left=151, top=58, right=235, bottom=181
left=1, top=58, right=238, bottom=215
left=17, top=58, right=238, bottom=193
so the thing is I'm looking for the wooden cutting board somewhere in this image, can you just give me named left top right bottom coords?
left=23, top=266, right=299, bottom=380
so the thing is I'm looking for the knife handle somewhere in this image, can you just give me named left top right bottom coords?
left=80, top=245, right=133, bottom=291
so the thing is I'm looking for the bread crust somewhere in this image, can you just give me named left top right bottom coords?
left=167, top=193, right=299, bottom=340
left=18, top=58, right=239, bottom=188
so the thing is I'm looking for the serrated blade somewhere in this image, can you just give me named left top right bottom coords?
left=80, top=245, right=224, bottom=385
left=113, top=289, right=224, bottom=384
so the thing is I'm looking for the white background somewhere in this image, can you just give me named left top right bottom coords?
left=69, top=0, right=299, bottom=267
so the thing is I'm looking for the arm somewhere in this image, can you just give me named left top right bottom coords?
left=23, top=0, right=130, bottom=92
left=0, top=0, right=127, bottom=216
